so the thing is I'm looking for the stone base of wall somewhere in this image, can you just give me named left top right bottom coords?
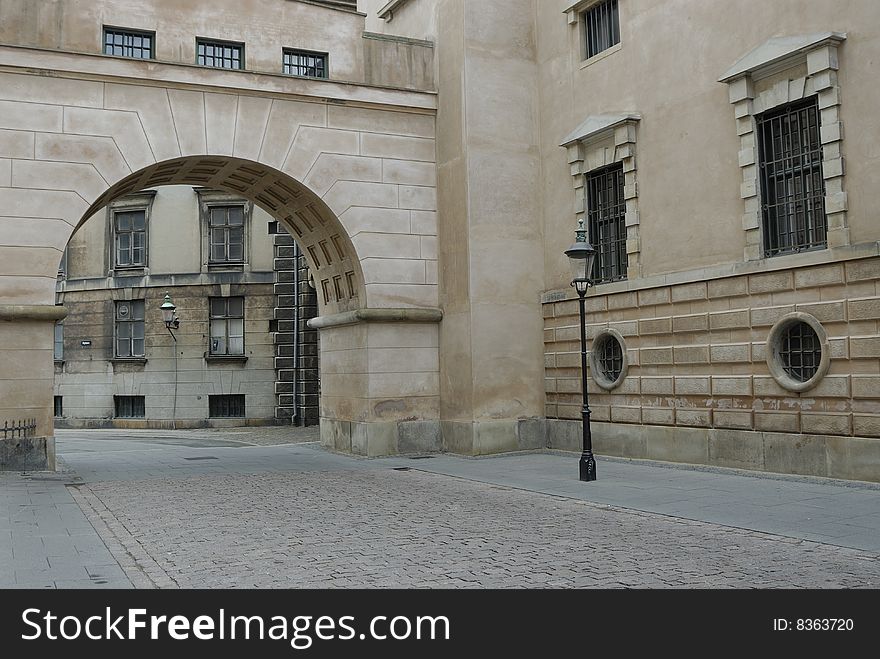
left=53, top=418, right=285, bottom=430
left=441, top=419, right=547, bottom=456
left=321, top=418, right=443, bottom=457
left=0, top=436, right=54, bottom=471
left=548, top=419, right=880, bottom=483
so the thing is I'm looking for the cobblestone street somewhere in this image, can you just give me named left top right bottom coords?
left=4, top=428, right=876, bottom=589
left=77, top=467, right=880, bottom=589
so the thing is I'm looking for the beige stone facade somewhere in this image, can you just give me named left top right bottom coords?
left=1, top=0, right=879, bottom=481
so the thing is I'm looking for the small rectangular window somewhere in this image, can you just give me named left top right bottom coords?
left=209, top=297, right=245, bottom=356
left=115, top=300, right=146, bottom=358
left=208, top=205, right=246, bottom=263
left=197, top=39, right=244, bottom=70
left=114, top=395, right=145, bottom=418
left=58, top=247, right=68, bottom=279
left=209, top=394, right=245, bottom=418
left=114, top=209, right=147, bottom=268
left=283, top=49, right=328, bottom=78
left=104, top=27, right=154, bottom=59
left=54, top=321, right=64, bottom=361
left=757, top=97, right=827, bottom=257
left=584, top=0, right=620, bottom=59
left=54, top=396, right=63, bottom=418
left=586, top=163, right=627, bottom=284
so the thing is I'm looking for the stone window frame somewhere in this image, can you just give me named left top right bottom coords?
left=196, top=188, right=253, bottom=272
left=561, top=113, right=642, bottom=281
left=766, top=312, right=830, bottom=393
left=565, top=0, right=623, bottom=65
left=589, top=328, right=628, bottom=391
left=107, top=191, right=155, bottom=274
left=720, top=33, right=848, bottom=262
left=208, top=296, right=246, bottom=358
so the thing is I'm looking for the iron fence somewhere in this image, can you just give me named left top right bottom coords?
left=2, top=418, right=37, bottom=440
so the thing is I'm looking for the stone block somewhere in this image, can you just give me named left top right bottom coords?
left=845, top=258, right=880, bottom=283
left=801, top=413, right=851, bottom=436
left=709, top=309, right=750, bottom=330
left=852, top=377, right=880, bottom=399
left=749, top=271, right=793, bottom=294
left=763, top=433, right=827, bottom=477
left=399, top=185, right=437, bottom=211
left=710, top=343, right=751, bottom=363
left=808, top=376, right=849, bottom=399
left=672, top=314, right=708, bottom=333
left=673, top=345, right=709, bottom=364
left=360, top=133, right=435, bottom=162
left=611, top=406, right=641, bottom=424
left=517, top=418, right=547, bottom=450
left=646, top=426, right=708, bottom=465
left=847, top=298, right=880, bottom=321
left=638, top=317, right=672, bottom=335
left=708, top=276, right=748, bottom=299
left=641, top=407, right=675, bottom=426
left=711, top=377, right=752, bottom=396
left=640, top=347, right=673, bottom=365
left=676, top=408, right=711, bottom=428
left=713, top=410, right=753, bottom=430
left=590, top=421, right=647, bottom=459
left=853, top=415, right=880, bottom=438
left=382, top=159, right=436, bottom=186
left=750, top=305, right=795, bottom=327
left=671, top=282, right=707, bottom=302
left=796, top=301, right=846, bottom=323
left=850, top=337, right=880, bottom=359
left=794, top=264, right=845, bottom=288
left=637, top=287, right=670, bottom=306
left=708, top=429, right=764, bottom=470
left=826, top=436, right=880, bottom=483
left=607, top=292, right=637, bottom=310
left=675, top=377, right=711, bottom=395
left=640, top=377, right=674, bottom=395
left=608, top=321, right=638, bottom=337
left=398, top=420, right=442, bottom=453
left=755, top=411, right=800, bottom=433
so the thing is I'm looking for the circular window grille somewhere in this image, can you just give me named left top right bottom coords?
left=589, top=329, right=628, bottom=390
left=780, top=321, right=822, bottom=383
left=766, top=312, right=830, bottom=393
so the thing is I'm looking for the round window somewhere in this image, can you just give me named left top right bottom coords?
left=766, top=313, right=830, bottom=393
left=589, top=329, right=628, bottom=390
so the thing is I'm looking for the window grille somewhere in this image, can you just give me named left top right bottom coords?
left=209, top=395, right=245, bottom=418
left=587, top=163, right=627, bottom=284
left=780, top=322, right=822, bottom=382
left=283, top=49, right=328, bottom=78
left=114, top=396, right=146, bottom=418
left=104, top=28, right=154, bottom=59
left=585, top=0, right=620, bottom=59
left=197, top=39, right=243, bottom=69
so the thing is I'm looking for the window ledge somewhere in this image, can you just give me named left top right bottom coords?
left=579, top=42, right=621, bottom=70
left=205, top=355, right=248, bottom=364
left=111, top=358, right=147, bottom=364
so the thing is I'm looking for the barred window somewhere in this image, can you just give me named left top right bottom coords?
left=209, top=394, right=245, bottom=418
left=115, top=300, right=145, bottom=358
left=757, top=97, right=826, bottom=257
left=197, top=39, right=243, bottom=69
left=208, top=205, right=245, bottom=263
left=54, top=396, right=63, bottom=418
left=780, top=322, right=822, bottom=383
left=596, top=335, right=623, bottom=383
left=54, top=321, right=64, bottom=362
left=283, top=49, right=328, bottom=78
left=584, top=0, right=620, bottom=59
left=114, top=209, right=147, bottom=268
left=586, top=163, right=627, bottom=284
left=104, top=28, right=154, bottom=59
left=210, top=297, right=245, bottom=356
left=114, top=396, right=145, bottom=418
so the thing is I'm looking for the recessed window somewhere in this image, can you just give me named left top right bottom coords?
left=54, top=321, right=64, bottom=362
left=114, top=395, right=145, bottom=418
left=587, top=163, right=627, bottom=284
left=208, top=205, right=245, bottom=263
left=589, top=329, right=628, bottom=390
left=115, top=300, right=145, bottom=358
left=114, top=209, right=147, bottom=268
left=58, top=247, right=68, bottom=279
left=209, top=394, right=245, bottom=418
left=197, top=39, right=243, bottom=69
left=210, top=297, right=245, bottom=356
left=584, top=0, right=620, bottom=59
left=757, top=97, right=826, bottom=257
left=283, top=49, right=328, bottom=78
left=780, top=322, right=822, bottom=383
left=103, top=27, right=154, bottom=59
left=54, top=396, right=63, bottom=418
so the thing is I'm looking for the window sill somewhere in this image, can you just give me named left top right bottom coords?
left=580, top=42, right=621, bottom=70
left=113, top=267, right=147, bottom=275
left=207, top=263, right=246, bottom=271
left=111, top=358, right=148, bottom=364
left=205, top=355, right=248, bottom=364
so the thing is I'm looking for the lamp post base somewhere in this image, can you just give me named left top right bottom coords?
left=579, top=452, right=597, bottom=482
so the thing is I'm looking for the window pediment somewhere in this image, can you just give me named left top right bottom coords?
left=560, top=112, right=640, bottom=148
left=718, top=32, right=846, bottom=83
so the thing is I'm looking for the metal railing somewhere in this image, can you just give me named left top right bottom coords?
left=2, top=418, right=37, bottom=440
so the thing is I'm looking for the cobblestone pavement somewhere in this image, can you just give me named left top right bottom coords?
left=77, top=468, right=880, bottom=589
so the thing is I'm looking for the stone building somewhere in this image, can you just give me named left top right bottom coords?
left=0, top=0, right=878, bottom=482
left=54, top=186, right=320, bottom=428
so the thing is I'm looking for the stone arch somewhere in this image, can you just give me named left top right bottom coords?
left=81, top=155, right=366, bottom=317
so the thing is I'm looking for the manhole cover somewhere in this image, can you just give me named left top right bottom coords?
left=183, top=456, right=219, bottom=461
left=409, top=456, right=435, bottom=460
left=392, top=467, right=411, bottom=472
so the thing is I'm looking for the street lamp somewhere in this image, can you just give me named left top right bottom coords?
left=160, top=293, right=180, bottom=337
left=564, top=219, right=598, bottom=482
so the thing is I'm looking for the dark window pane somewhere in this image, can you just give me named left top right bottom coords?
left=586, top=163, right=627, bottom=284
left=228, top=297, right=244, bottom=317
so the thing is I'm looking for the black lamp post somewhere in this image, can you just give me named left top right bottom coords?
left=160, top=293, right=180, bottom=339
left=564, top=220, right=598, bottom=482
